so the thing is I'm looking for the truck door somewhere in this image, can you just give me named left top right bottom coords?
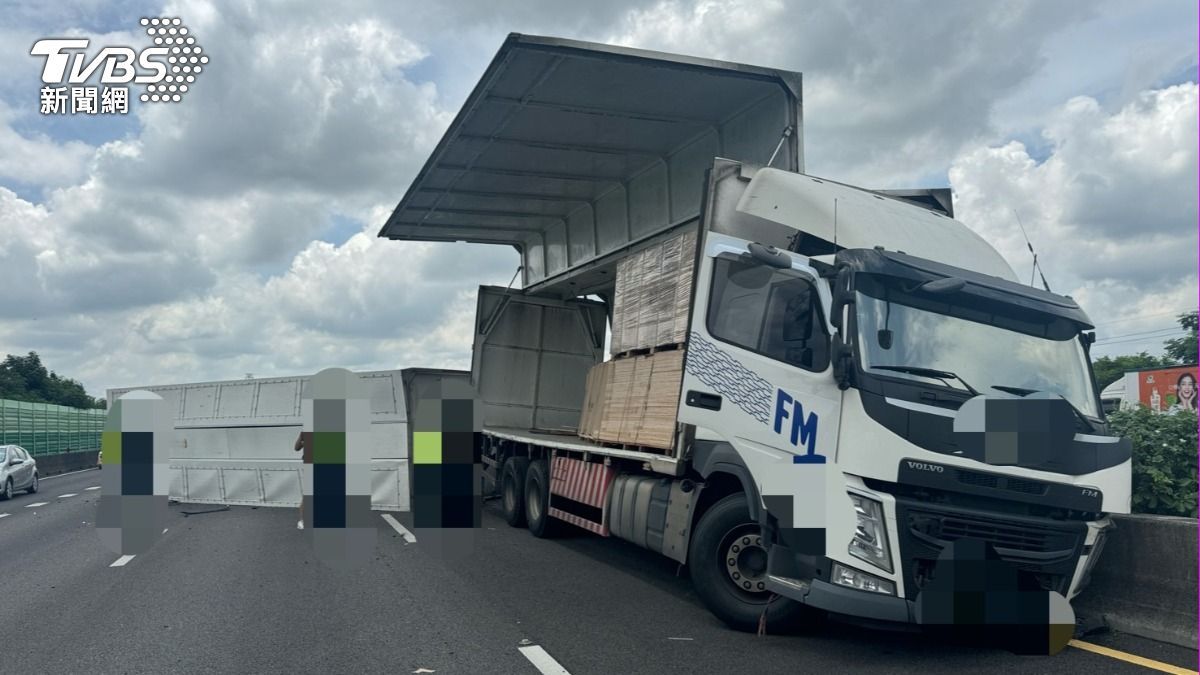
left=678, top=230, right=842, bottom=491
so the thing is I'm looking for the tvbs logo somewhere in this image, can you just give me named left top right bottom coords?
left=31, top=17, right=207, bottom=114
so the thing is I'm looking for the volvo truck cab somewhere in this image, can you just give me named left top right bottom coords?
left=677, top=163, right=1131, bottom=652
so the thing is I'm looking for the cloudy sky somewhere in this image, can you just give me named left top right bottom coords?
left=1, top=0, right=1196, bottom=396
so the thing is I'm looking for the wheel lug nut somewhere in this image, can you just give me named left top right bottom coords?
left=742, top=537, right=751, bottom=545
left=732, top=545, right=740, bottom=552
left=732, top=572, right=740, bottom=580
left=728, top=558, right=736, bottom=566
left=743, top=581, right=752, bottom=589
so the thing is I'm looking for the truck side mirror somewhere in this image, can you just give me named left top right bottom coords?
left=830, top=267, right=853, bottom=330
left=832, top=341, right=854, bottom=390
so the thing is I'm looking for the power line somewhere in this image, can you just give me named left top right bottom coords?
left=1095, top=324, right=1189, bottom=341
left=1095, top=330, right=1183, bottom=345
left=1094, top=331, right=1187, bottom=347
left=1092, top=309, right=1194, bottom=329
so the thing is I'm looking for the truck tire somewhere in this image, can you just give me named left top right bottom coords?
left=501, top=456, right=530, bottom=527
left=524, top=459, right=561, bottom=538
left=689, top=493, right=816, bottom=633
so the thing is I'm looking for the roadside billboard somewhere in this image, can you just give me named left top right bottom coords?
left=1135, top=365, right=1199, bottom=413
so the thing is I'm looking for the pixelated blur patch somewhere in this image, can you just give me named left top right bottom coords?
left=760, top=455, right=826, bottom=556
left=914, top=538, right=1075, bottom=655
left=302, top=368, right=376, bottom=570
left=96, top=391, right=171, bottom=556
left=954, top=395, right=1075, bottom=467
left=412, top=431, right=442, bottom=464
left=408, top=378, right=482, bottom=536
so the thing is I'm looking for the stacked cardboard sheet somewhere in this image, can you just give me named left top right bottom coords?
left=577, top=349, right=684, bottom=452
left=610, top=229, right=697, bottom=354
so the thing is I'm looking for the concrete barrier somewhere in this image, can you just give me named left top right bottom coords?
left=1074, top=513, right=1198, bottom=649
left=34, top=449, right=100, bottom=477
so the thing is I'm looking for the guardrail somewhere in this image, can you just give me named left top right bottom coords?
left=1075, top=513, right=1198, bottom=649
left=0, top=398, right=105, bottom=456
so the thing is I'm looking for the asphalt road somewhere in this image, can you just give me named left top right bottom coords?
left=0, top=467, right=1195, bottom=674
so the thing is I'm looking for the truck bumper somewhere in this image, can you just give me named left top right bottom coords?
left=766, top=539, right=1077, bottom=654
left=767, top=575, right=913, bottom=623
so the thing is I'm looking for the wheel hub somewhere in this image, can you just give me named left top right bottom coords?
left=723, top=529, right=768, bottom=594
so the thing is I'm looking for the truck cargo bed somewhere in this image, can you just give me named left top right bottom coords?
left=483, top=426, right=682, bottom=475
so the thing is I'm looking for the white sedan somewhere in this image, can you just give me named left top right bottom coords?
left=0, top=445, right=39, bottom=500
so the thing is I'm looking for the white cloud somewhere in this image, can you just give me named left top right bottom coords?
left=949, top=82, right=1198, bottom=357
left=0, top=0, right=1194, bottom=396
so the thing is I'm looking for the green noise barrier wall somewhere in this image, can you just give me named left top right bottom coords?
left=0, top=398, right=105, bottom=456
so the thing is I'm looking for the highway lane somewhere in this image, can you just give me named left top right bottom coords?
left=0, top=470, right=1193, bottom=674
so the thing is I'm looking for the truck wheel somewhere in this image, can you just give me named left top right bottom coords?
left=525, top=459, right=561, bottom=538
left=501, top=456, right=530, bottom=527
left=689, top=493, right=815, bottom=633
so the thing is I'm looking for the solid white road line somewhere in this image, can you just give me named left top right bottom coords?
left=42, top=467, right=100, bottom=481
left=110, top=555, right=135, bottom=567
left=58, top=493, right=77, bottom=498
left=24, top=502, right=48, bottom=508
left=381, top=514, right=416, bottom=543
left=85, top=486, right=100, bottom=491
left=518, top=645, right=571, bottom=675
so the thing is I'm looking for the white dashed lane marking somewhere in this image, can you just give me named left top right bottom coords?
left=24, top=502, right=48, bottom=508
left=85, top=486, right=100, bottom=491
left=110, top=555, right=135, bottom=567
left=518, top=645, right=571, bottom=675
left=58, top=493, right=77, bottom=498
left=0, top=513, right=9, bottom=519
left=381, top=514, right=416, bottom=543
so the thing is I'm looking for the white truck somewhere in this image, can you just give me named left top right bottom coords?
left=380, top=35, right=1131, bottom=648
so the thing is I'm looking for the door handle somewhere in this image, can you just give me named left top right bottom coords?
left=686, top=390, right=722, bottom=411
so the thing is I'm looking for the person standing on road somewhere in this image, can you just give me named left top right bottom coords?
left=294, top=431, right=310, bottom=529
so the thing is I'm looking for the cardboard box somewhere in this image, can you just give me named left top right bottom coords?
left=612, top=229, right=697, bottom=354
left=599, top=358, right=635, bottom=443
left=636, top=349, right=684, bottom=449
left=578, top=349, right=685, bottom=452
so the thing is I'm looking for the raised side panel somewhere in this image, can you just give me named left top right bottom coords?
left=567, top=206, right=596, bottom=266
left=472, top=287, right=605, bottom=432
left=595, top=187, right=628, bottom=254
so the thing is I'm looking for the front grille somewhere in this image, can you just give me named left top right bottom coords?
left=954, top=469, right=1049, bottom=497
left=955, top=470, right=998, bottom=489
left=896, top=500, right=1086, bottom=598
left=1005, top=477, right=1048, bottom=495
left=936, top=515, right=1052, bottom=552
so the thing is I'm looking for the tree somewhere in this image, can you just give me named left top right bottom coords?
left=0, top=351, right=101, bottom=409
left=1163, top=311, right=1198, bottom=365
left=1092, top=352, right=1167, bottom=391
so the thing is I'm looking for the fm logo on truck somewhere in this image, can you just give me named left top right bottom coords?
left=774, top=389, right=824, bottom=463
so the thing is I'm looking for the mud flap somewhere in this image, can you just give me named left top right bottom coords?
left=913, top=538, right=1075, bottom=655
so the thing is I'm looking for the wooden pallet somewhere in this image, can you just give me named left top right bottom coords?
left=613, top=341, right=685, bottom=360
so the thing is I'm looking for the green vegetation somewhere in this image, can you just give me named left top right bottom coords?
left=1163, top=310, right=1199, bottom=365
left=0, top=352, right=104, bottom=409
left=1106, top=407, right=1198, bottom=517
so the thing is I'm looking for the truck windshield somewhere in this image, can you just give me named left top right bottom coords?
left=855, top=292, right=1099, bottom=417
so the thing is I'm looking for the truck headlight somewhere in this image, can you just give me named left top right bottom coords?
left=848, top=493, right=892, bottom=574
left=832, top=562, right=897, bottom=596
